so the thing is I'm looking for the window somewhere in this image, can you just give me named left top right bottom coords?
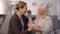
left=0, top=0, right=5, bottom=14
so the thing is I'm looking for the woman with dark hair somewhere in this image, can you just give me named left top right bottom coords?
left=8, top=1, right=33, bottom=34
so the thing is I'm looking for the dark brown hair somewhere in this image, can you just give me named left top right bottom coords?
left=15, top=1, right=27, bottom=11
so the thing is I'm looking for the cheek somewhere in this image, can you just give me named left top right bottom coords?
left=22, top=9, right=25, bottom=13
left=25, top=9, right=27, bottom=11
left=24, top=9, right=27, bottom=12
left=23, top=9, right=26, bottom=11
left=38, top=9, right=41, bottom=13
left=38, top=10, right=43, bottom=14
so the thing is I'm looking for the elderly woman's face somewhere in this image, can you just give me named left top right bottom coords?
left=38, top=5, right=44, bottom=15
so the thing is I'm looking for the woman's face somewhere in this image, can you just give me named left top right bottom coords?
left=22, top=5, right=27, bottom=14
left=19, top=5, right=27, bottom=15
left=38, top=5, right=44, bottom=15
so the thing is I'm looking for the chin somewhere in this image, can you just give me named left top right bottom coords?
left=22, top=13, right=25, bottom=15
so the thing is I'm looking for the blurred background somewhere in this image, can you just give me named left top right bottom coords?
left=0, top=0, right=60, bottom=34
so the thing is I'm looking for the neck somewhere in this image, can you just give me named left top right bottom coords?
left=38, top=13, right=45, bottom=19
left=16, top=11, right=22, bottom=18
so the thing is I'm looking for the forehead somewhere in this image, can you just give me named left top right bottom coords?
left=38, top=5, right=43, bottom=9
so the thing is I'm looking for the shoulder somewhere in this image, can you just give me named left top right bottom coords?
left=9, top=14, right=19, bottom=23
left=10, top=15, right=17, bottom=21
left=44, top=16, right=53, bottom=22
left=45, top=16, right=52, bottom=20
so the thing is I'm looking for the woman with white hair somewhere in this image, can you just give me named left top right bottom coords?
left=30, top=4, right=54, bottom=34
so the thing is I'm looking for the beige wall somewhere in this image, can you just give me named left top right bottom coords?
left=0, top=0, right=6, bottom=14
left=10, top=0, right=57, bottom=15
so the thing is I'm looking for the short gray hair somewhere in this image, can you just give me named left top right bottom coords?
left=41, top=3, right=50, bottom=16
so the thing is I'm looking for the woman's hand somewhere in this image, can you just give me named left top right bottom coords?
left=28, top=23, right=34, bottom=31
left=32, top=24, right=42, bottom=33
left=28, top=22, right=40, bottom=30
left=28, top=22, right=42, bottom=32
left=32, top=24, right=40, bottom=30
left=31, top=24, right=42, bottom=32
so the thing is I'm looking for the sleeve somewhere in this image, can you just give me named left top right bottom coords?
left=41, top=17, right=53, bottom=33
left=8, top=18, right=30, bottom=34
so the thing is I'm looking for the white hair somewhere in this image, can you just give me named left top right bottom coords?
left=41, top=3, right=51, bottom=16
